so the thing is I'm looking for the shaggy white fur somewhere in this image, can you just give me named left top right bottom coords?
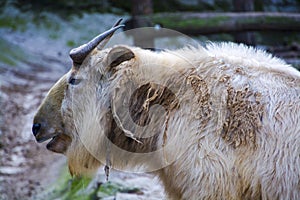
left=35, top=42, right=300, bottom=200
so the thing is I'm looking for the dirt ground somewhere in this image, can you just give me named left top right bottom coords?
left=0, top=60, right=68, bottom=200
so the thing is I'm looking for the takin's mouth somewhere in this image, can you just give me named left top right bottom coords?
left=46, top=134, right=71, bottom=154
left=35, top=131, right=71, bottom=154
left=46, top=135, right=59, bottom=145
left=35, top=132, right=59, bottom=143
left=46, top=133, right=72, bottom=154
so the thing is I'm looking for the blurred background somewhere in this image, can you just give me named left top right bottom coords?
left=0, top=0, right=299, bottom=199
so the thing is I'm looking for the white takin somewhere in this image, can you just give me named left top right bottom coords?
left=32, top=21, right=300, bottom=200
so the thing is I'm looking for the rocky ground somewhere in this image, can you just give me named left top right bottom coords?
left=0, top=59, right=67, bottom=199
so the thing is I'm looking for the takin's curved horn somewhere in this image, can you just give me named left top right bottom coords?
left=97, top=18, right=123, bottom=50
left=69, top=19, right=124, bottom=65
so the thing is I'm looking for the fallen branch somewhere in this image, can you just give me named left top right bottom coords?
left=126, top=12, right=300, bottom=35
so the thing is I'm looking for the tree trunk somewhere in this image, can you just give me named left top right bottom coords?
left=131, top=12, right=300, bottom=35
left=233, top=0, right=255, bottom=45
left=131, top=0, right=153, bottom=16
left=130, top=0, right=154, bottom=48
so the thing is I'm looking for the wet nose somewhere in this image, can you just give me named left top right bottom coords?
left=32, top=123, right=41, bottom=136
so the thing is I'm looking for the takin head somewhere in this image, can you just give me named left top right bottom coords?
left=32, top=20, right=127, bottom=160
left=32, top=20, right=180, bottom=175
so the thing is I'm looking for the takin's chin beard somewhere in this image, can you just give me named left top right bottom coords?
left=66, top=140, right=102, bottom=177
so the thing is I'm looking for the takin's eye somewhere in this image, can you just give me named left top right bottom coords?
left=68, top=77, right=81, bottom=85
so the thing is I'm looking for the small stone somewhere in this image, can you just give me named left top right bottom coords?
left=0, top=166, right=24, bottom=175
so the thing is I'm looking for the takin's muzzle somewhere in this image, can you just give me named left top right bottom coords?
left=32, top=75, right=71, bottom=154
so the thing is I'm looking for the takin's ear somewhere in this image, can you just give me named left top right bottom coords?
left=106, top=46, right=135, bottom=70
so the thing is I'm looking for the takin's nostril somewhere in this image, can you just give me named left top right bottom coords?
left=32, top=123, right=41, bottom=136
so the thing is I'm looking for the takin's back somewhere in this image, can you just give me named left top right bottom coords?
left=153, top=43, right=300, bottom=199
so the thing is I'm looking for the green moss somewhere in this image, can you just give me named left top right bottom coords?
left=236, top=15, right=300, bottom=26
left=40, top=167, right=92, bottom=200
left=0, top=54, right=17, bottom=66
left=97, top=182, right=123, bottom=198
left=32, top=14, right=61, bottom=31
left=96, top=181, right=141, bottom=198
left=39, top=166, right=142, bottom=200
left=67, top=40, right=76, bottom=47
left=0, top=16, right=27, bottom=31
left=49, top=33, right=59, bottom=40
left=178, top=16, right=229, bottom=28
left=0, top=38, right=29, bottom=67
left=264, top=16, right=300, bottom=25
left=0, top=6, right=61, bottom=34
